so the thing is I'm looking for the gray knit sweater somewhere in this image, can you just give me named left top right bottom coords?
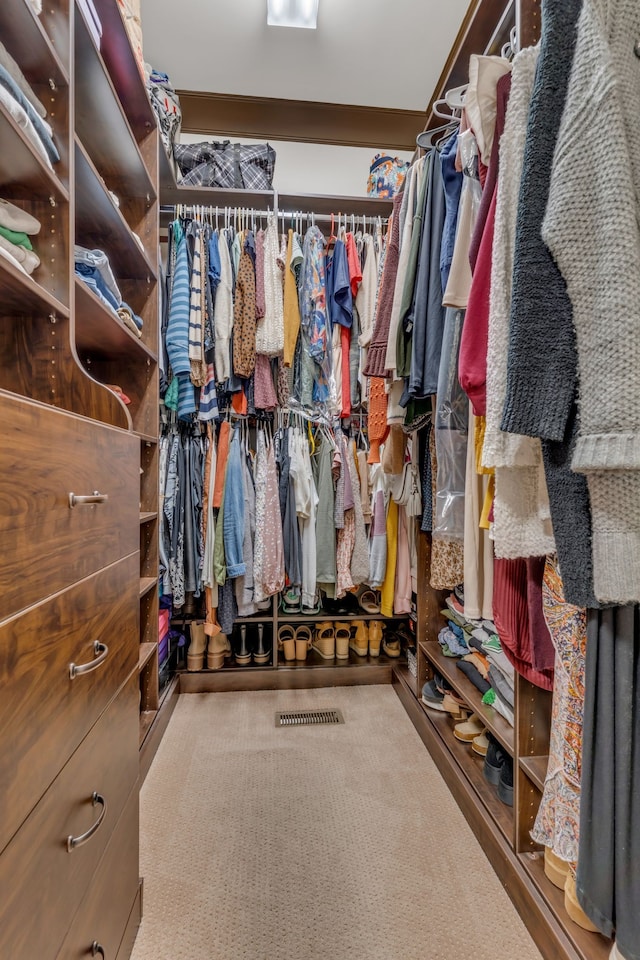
left=543, top=0, right=640, bottom=603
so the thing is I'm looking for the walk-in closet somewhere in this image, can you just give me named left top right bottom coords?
left=1, top=0, right=638, bottom=959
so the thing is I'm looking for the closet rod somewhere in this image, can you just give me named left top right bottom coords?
left=160, top=205, right=389, bottom=226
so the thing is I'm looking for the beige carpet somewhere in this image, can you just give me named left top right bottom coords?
left=132, top=686, right=542, bottom=960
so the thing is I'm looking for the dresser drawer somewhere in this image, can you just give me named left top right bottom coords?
left=56, top=784, right=140, bottom=960
left=0, top=554, right=139, bottom=854
left=0, top=393, right=139, bottom=618
left=0, top=672, right=139, bottom=960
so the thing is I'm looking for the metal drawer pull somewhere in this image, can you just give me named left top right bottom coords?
left=68, top=491, right=109, bottom=507
left=67, top=792, right=107, bottom=852
left=92, top=943, right=105, bottom=958
left=69, top=641, right=109, bottom=679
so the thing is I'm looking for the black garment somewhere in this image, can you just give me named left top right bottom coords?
left=577, top=605, right=640, bottom=960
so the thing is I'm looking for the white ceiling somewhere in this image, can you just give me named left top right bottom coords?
left=140, top=0, right=470, bottom=112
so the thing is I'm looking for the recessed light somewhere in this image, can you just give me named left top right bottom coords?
left=267, top=0, right=319, bottom=29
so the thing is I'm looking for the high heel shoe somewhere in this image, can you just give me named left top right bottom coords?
left=294, top=625, right=313, bottom=661
left=312, top=622, right=335, bottom=660
left=368, top=621, right=383, bottom=657
left=349, top=620, right=369, bottom=657
left=253, top=623, right=270, bottom=665
left=334, top=622, right=351, bottom=660
left=234, top=623, right=252, bottom=666
left=278, top=624, right=296, bottom=662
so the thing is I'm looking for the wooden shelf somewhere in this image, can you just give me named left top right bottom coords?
left=139, top=512, right=157, bottom=524
left=0, top=253, right=69, bottom=318
left=420, top=639, right=514, bottom=755
left=74, top=2, right=155, bottom=199
left=74, top=276, right=157, bottom=362
left=519, top=853, right=612, bottom=960
left=138, top=642, right=157, bottom=672
left=75, top=136, right=157, bottom=282
left=139, top=709, right=157, bottom=748
left=278, top=650, right=403, bottom=669
left=0, top=3, right=69, bottom=86
left=161, top=182, right=276, bottom=213
left=135, top=431, right=158, bottom=444
left=0, top=100, right=68, bottom=202
left=139, top=577, right=157, bottom=599
left=520, top=755, right=549, bottom=793
left=423, top=697, right=513, bottom=842
left=279, top=611, right=406, bottom=623
left=278, top=192, right=393, bottom=218
left=92, top=0, right=156, bottom=141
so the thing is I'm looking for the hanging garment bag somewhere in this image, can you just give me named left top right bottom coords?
left=173, top=141, right=276, bottom=189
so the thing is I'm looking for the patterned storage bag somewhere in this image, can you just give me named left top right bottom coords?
left=173, top=141, right=276, bottom=190
left=367, top=154, right=410, bottom=199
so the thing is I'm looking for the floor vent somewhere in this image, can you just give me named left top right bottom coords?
left=276, top=709, right=344, bottom=727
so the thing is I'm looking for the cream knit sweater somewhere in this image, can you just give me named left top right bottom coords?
left=543, top=0, right=640, bottom=603
left=481, top=45, right=556, bottom=560
left=256, top=212, right=284, bottom=357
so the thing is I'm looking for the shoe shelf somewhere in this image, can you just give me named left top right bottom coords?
left=139, top=577, right=157, bottom=599
left=420, top=639, right=514, bottom=755
left=139, top=512, right=158, bottom=524
left=278, top=649, right=404, bottom=669
left=278, top=612, right=407, bottom=623
left=518, top=853, right=612, bottom=960
left=519, top=755, right=548, bottom=794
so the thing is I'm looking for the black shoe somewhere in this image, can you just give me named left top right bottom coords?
left=483, top=733, right=507, bottom=786
left=234, top=624, right=251, bottom=665
left=498, top=756, right=514, bottom=806
left=253, top=623, right=270, bottom=665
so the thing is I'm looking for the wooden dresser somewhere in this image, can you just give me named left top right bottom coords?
left=0, top=1, right=159, bottom=957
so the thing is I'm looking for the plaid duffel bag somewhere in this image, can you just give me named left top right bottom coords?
left=173, top=140, right=276, bottom=190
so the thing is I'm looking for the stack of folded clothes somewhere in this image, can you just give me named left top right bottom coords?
left=0, top=198, right=40, bottom=275
left=75, top=244, right=143, bottom=337
left=0, top=39, right=59, bottom=169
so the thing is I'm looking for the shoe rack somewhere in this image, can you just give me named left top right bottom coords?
left=393, top=524, right=612, bottom=960
left=177, top=597, right=414, bottom=694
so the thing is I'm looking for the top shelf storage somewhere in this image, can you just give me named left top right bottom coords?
left=0, top=2, right=70, bottom=86
left=74, top=2, right=156, bottom=199
left=91, top=0, right=157, bottom=141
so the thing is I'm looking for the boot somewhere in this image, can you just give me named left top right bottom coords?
left=253, top=623, right=270, bottom=665
left=334, top=623, right=350, bottom=660
left=294, top=625, right=313, bottom=661
left=382, top=629, right=401, bottom=658
left=234, top=624, right=251, bottom=665
left=349, top=620, right=369, bottom=657
left=312, top=623, right=335, bottom=660
left=187, top=620, right=207, bottom=671
left=206, top=632, right=230, bottom=670
left=368, top=621, right=383, bottom=657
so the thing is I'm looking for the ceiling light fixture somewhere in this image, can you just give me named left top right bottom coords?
left=267, top=0, right=319, bottom=29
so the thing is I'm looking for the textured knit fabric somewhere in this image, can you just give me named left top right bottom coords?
left=233, top=239, right=257, bottom=378
left=501, top=0, right=583, bottom=442
left=364, top=193, right=403, bottom=378
left=577, top=603, right=640, bottom=959
left=256, top=212, right=284, bottom=357
left=492, top=557, right=555, bottom=691
left=255, top=228, right=265, bottom=320
left=367, top=377, right=389, bottom=464
left=481, top=45, right=556, bottom=561
left=542, top=0, right=640, bottom=603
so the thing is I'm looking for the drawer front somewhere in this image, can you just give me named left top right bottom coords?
left=56, top=785, right=140, bottom=960
left=0, top=393, right=139, bottom=618
left=0, top=673, right=139, bottom=960
left=0, top=554, right=139, bottom=854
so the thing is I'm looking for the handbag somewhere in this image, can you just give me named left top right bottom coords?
left=173, top=140, right=276, bottom=190
left=367, top=154, right=410, bottom=199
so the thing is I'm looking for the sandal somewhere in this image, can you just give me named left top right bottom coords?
left=312, top=623, right=335, bottom=660
left=277, top=624, right=296, bottom=662
left=294, top=625, right=313, bottom=661
left=334, top=623, right=351, bottom=660
left=358, top=588, right=380, bottom=615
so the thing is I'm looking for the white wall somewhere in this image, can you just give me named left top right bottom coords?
left=179, top=133, right=414, bottom=199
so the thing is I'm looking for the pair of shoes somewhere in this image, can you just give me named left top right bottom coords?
left=234, top=623, right=270, bottom=666
left=312, top=622, right=350, bottom=660
left=453, top=713, right=486, bottom=743
left=280, top=588, right=301, bottom=614
left=348, top=620, right=383, bottom=658
left=483, top=733, right=513, bottom=806
left=421, top=673, right=447, bottom=711
left=382, top=622, right=412, bottom=658
left=278, top=624, right=313, bottom=661
left=357, top=587, right=380, bottom=614
left=187, top=621, right=232, bottom=671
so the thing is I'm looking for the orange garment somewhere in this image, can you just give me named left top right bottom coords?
left=367, top=376, right=389, bottom=464
left=212, top=420, right=230, bottom=509
left=283, top=229, right=301, bottom=367
left=345, top=232, right=362, bottom=297
left=231, top=386, right=247, bottom=416
left=341, top=324, right=351, bottom=417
